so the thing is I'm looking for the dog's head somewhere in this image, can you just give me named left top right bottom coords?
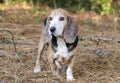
left=43, top=8, right=78, bottom=43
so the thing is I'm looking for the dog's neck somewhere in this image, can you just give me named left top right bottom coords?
left=51, top=35, right=78, bottom=52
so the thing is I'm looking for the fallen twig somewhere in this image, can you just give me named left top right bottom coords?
left=79, top=36, right=120, bottom=43
left=0, top=42, right=37, bottom=45
left=0, top=30, right=19, bottom=56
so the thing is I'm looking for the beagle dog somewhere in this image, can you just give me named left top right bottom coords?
left=34, top=8, right=78, bottom=81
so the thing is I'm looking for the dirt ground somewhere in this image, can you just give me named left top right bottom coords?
left=0, top=6, right=120, bottom=83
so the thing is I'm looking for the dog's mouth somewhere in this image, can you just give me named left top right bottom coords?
left=49, top=29, right=62, bottom=37
left=49, top=31, right=57, bottom=36
left=49, top=29, right=54, bottom=34
left=51, top=32, right=57, bottom=37
left=49, top=31, right=55, bottom=35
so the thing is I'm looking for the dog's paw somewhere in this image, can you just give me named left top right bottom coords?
left=67, top=75, right=75, bottom=81
left=33, top=67, right=41, bottom=73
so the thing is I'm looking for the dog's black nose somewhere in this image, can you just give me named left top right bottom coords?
left=50, top=27, right=56, bottom=33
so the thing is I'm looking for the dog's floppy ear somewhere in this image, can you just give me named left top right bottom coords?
left=42, top=17, right=52, bottom=43
left=63, top=17, right=78, bottom=43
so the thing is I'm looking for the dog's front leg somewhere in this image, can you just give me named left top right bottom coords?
left=34, top=38, right=45, bottom=73
left=66, top=55, right=75, bottom=81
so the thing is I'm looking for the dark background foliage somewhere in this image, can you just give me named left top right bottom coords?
left=0, top=0, right=120, bottom=14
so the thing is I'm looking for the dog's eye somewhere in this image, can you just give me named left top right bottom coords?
left=59, top=17, right=64, bottom=21
left=49, top=17, right=52, bottom=21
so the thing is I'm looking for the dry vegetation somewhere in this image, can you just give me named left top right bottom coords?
left=0, top=4, right=120, bottom=83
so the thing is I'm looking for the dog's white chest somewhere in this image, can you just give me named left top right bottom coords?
left=54, top=38, right=72, bottom=60
left=57, top=38, right=68, bottom=54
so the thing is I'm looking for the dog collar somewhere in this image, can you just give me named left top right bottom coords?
left=66, top=36, right=78, bottom=52
left=51, top=35, right=78, bottom=52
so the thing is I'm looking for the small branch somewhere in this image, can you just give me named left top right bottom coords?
left=0, top=30, right=19, bottom=56
left=0, top=42, right=37, bottom=45
left=79, top=36, right=120, bottom=43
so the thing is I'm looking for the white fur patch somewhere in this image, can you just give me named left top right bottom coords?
left=66, top=67, right=75, bottom=81
left=54, top=37, right=73, bottom=60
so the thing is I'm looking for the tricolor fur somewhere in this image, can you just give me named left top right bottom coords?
left=34, top=8, right=78, bottom=81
